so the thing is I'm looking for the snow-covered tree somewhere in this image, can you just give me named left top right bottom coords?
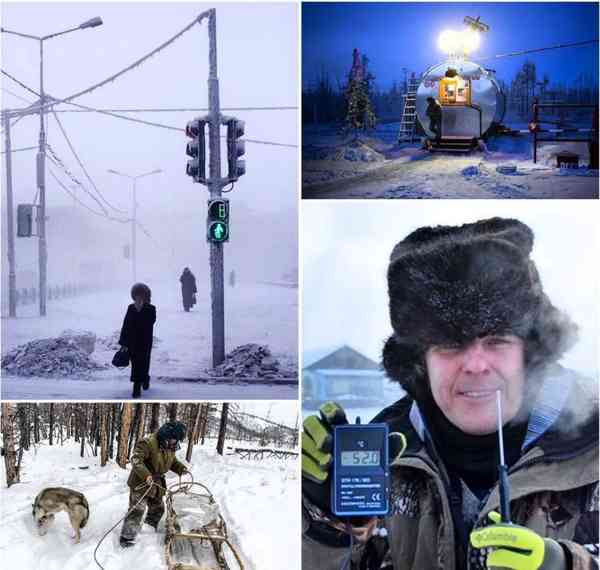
left=345, top=48, right=377, bottom=134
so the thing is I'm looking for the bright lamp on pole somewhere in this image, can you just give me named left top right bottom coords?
left=79, top=17, right=103, bottom=30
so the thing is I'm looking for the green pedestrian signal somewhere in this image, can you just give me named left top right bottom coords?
left=207, top=199, right=229, bottom=243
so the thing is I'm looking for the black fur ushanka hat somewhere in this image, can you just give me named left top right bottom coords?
left=382, top=217, right=577, bottom=399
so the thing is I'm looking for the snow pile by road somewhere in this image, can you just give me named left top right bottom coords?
left=1, top=331, right=107, bottom=377
left=209, top=343, right=297, bottom=379
left=2, top=281, right=298, bottom=399
left=0, top=440, right=299, bottom=570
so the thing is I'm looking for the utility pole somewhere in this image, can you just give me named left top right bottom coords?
left=37, top=39, right=48, bottom=316
left=3, top=112, right=17, bottom=317
left=132, top=178, right=137, bottom=282
left=107, top=168, right=161, bottom=283
left=207, top=8, right=225, bottom=367
left=2, top=17, right=103, bottom=317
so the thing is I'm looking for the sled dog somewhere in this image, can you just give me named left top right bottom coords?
left=32, top=487, right=89, bottom=543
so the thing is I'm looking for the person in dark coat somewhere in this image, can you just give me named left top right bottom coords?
left=426, top=96, right=443, bottom=141
left=119, top=283, right=156, bottom=398
left=179, top=267, right=197, bottom=312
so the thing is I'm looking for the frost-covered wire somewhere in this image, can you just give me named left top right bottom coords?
left=2, top=87, right=33, bottom=105
left=52, top=106, right=298, bottom=113
left=46, top=145, right=108, bottom=215
left=9, top=11, right=211, bottom=117
left=1, top=68, right=39, bottom=98
left=1, top=145, right=37, bottom=154
left=48, top=165, right=130, bottom=224
left=3, top=70, right=297, bottom=147
left=51, top=110, right=128, bottom=214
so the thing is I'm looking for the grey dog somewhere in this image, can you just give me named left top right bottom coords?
left=32, top=487, right=90, bottom=543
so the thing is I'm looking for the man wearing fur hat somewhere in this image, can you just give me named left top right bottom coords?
left=120, top=421, right=189, bottom=547
left=302, top=218, right=598, bottom=570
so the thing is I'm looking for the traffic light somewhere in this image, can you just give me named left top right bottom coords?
left=17, top=204, right=34, bottom=237
left=225, top=118, right=246, bottom=181
left=185, top=117, right=207, bottom=184
left=207, top=198, right=229, bottom=243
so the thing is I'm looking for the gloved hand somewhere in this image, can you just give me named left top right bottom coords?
left=470, top=512, right=567, bottom=570
left=302, top=401, right=407, bottom=516
left=302, top=401, right=348, bottom=485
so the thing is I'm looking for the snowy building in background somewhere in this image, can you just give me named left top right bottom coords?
left=302, top=345, right=385, bottom=408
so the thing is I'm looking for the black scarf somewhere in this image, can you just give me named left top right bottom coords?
left=421, top=397, right=528, bottom=495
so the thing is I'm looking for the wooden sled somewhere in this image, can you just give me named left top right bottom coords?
left=164, top=481, right=244, bottom=570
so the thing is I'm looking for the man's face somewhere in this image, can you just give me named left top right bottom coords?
left=425, top=335, right=525, bottom=435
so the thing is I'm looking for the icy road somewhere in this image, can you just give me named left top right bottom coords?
left=1, top=280, right=298, bottom=400
left=303, top=148, right=599, bottom=199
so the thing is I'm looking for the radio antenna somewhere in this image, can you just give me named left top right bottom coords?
left=496, top=390, right=512, bottom=523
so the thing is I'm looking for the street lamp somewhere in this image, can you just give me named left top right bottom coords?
left=1, top=17, right=103, bottom=317
left=107, top=168, right=162, bottom=282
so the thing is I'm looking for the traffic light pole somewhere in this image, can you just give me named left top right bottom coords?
left=207, top=8, right=226, bottom=367
left=3, top=112, right=17, bottom=317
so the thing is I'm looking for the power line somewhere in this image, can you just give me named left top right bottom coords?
left=1, top=68, right=39, bottom=98
left=50, top=109, right=128, bottom=214
left=1, top=145, right=37, bottom=154
left=6, top=11, right=211, bottom=117
left=47, top=165, right=110, bottom=218
left=46, top=146, right=109, bottom=215
left=51, top=106, right=298, bottom=113
left=479, top=39, right=599, bottom=62
left=1, top=87, right=33, bottom=105
left=3, top=71, right=298, bottom=147
left=47, top=163, right=130, bottom=224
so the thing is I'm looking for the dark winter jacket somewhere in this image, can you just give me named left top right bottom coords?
left=302, top=369, right=599, bottom=570
left=127, top=433, right=187, bottom=498
left=119, top=303, right=156, bottom=354
left=426, top=99, right=442, bottom=120
left=180, top=270, right=197, bottom=295
left=119, top=302, right=156, bottom=382
left=180, top=270, right=197, bottom=309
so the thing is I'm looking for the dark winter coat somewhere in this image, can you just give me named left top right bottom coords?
left=302, top=370, right=599, bottom=570
left=127, top=433, right=186, bottom=499
left=179, top=270, right=197, bottom=310
left=118, top=303, right=156, bottom=383
left=426, top=99, right=442, bottom=120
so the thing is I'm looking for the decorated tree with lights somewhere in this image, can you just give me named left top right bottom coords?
left=345, top=48, right=377, bottom=135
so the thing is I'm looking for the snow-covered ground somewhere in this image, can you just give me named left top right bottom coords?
left=0, top=440, right=299, bottom=570
left=1, top=280, right=298, bottom=400
left=302, top=123, right=598, bottom=199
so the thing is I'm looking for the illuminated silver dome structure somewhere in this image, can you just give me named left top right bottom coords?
left=416, top=59, right=506, bottom=140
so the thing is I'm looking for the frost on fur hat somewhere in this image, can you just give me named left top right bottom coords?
left=382, top=217, right=577, bottom=396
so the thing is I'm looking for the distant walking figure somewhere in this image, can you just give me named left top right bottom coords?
left=119, top=283, right=156, bottom=398
left=179, top=267, right=197, bottom=312
left=426, top=96, right=443, bottom=141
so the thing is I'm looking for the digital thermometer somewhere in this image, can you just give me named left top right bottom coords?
left=331, top=423, right=390, bottom=517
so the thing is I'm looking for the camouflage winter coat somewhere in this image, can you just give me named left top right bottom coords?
left=127, top=433, right=187, bottom=498
left=303, top=371, right=598, bottom=570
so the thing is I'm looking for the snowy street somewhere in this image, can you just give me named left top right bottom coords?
left=1, top=280, right=298, bottom=400
left=0, top=442, right=299, bottom=570
left=302, top=124, right=598, bottom=199
left=304, top=148, right=598, bottom=199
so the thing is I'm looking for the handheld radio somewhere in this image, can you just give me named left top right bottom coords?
left=331, top=422, right=390, bottom=517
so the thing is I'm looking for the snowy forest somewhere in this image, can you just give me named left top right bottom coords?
left=302, top=60, right=599, bottom=126
left=1, top=402, right=298, bottom=488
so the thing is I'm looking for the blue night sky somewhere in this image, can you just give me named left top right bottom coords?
left=302, top=2, right=599, bottom=90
